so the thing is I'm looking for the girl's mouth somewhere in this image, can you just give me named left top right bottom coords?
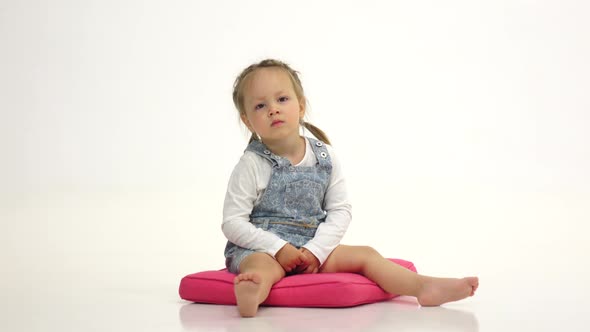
left=271, top=120, right=284, bottom=127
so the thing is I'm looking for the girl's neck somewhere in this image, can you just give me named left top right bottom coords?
left=262, top=135, right=306, bottom=165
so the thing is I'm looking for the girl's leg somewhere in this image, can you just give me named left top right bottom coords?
left=320, top=245, right=478, bottom=306
left=234, top=252, right=285, bottom=317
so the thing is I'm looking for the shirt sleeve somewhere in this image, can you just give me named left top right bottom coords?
left=221, top=153, right=287, bottom=257
left=302, top=145, right=352, bottom=265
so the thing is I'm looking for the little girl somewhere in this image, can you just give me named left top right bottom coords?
left=222, top=59, right=479, bottom=317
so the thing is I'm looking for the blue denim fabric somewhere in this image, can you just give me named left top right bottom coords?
left=224, top=137, right=333, bottom=273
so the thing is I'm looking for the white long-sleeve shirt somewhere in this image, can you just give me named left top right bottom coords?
left=221, top=137, right=352, bottom=265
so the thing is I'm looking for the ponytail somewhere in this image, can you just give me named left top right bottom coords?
left=302, top=121, right=331, bottom=145
left=248, top=132, right=258, bottom=144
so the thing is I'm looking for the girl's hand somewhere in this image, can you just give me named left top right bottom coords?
left=275, top=243, right=309, bottom=273
left=295, top=248, right=320, bottom=274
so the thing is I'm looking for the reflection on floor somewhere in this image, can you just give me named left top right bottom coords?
left=179, top=297, right=480, bottom=332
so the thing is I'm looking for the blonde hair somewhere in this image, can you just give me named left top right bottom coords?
left=232, top=59, right=331, bottom=145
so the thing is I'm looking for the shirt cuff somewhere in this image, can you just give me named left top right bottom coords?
left=301, top=243, right=330, bottom=266
left=267, top=238, right=288, bottom=258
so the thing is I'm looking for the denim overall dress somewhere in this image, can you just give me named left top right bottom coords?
left=224, top=137, right=333, bottom=274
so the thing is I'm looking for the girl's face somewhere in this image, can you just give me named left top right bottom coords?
left=241, top=68, right=305, bottom=144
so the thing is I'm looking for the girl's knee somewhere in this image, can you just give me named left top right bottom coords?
left=357, top=245, right=380, bottom=258
left=240, top=253, right=285, bottom=280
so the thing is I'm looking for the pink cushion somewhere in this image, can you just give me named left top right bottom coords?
left=179, top=258, right=417, bottom=308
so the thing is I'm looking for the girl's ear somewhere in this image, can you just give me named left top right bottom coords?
left=299, top=100, right=306, bottom=119
left=240, top=113, right=253, bottom=131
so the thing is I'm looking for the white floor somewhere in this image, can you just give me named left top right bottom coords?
left=2, top=265, right=589, bottom=332
left=2, top=189, right=589, bottom=331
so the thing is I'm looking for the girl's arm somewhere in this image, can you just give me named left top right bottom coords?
left=302, top=145, right=352, bottom=266
left=221, top=154, right=287, bottom=257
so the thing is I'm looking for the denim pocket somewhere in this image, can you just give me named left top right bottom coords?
left=284, top=179, right=324, bottom=214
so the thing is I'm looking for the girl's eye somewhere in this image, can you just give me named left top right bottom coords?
left=254, top=103, right=265, bottom=110
left=278, top=96, right=289, bottom=102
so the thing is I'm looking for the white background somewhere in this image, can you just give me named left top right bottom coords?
left=1, top=1, right=589, bottom=331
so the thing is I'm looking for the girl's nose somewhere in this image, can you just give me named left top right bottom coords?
left=268, top=104, right=280, bottom=116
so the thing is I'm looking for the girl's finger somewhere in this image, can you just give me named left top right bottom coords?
left=300, top=254, right=310, bottom=264
left=295, top=263, right=308, bottom=274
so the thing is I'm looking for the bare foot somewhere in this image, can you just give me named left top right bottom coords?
left=234, top=272, right=263, bottom=317
left=417, top=276, right=479, bottom=306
